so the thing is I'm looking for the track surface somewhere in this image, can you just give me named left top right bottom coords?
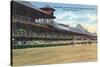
left=12, top=43, right=97, bottom=66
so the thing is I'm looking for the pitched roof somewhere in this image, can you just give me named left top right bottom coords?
left=15, top=1, right=52, bottom=14
left=52, top=22, right=96, bottom=36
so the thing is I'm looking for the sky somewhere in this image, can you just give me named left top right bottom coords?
left=30, top=1, right=97, bottom=33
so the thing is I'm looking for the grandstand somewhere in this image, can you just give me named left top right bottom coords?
left=11, top=1, right=97, bottom=49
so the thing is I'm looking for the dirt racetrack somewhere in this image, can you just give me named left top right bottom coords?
left=12, top=43, right=97, bottom=66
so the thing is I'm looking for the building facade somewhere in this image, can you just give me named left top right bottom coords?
left=11, top=1, right=97, bottom=49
